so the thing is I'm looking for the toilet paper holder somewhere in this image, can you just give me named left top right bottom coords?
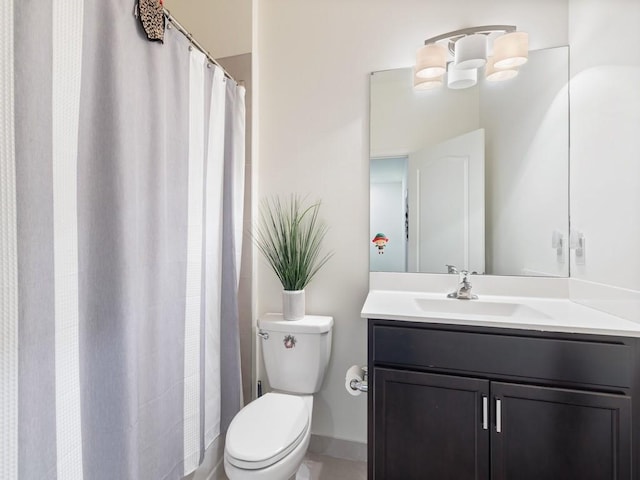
left=349, top=366, right=368, bottom=393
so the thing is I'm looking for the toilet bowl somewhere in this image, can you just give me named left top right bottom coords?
left=223, top=314, right=333, bottom=480
left=224, top=393, right=312, bottom=480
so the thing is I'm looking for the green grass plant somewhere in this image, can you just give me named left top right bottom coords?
left=254, top=195, right=333, bottom=291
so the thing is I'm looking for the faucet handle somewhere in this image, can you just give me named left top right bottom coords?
left=459, top=270, right=471, bottom=283
left=448, top=269, right=478, bottom=299
left=446, top=264, right=458, bottom=274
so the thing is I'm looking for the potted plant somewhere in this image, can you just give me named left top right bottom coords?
left=254, top=195, right=333, bottom=320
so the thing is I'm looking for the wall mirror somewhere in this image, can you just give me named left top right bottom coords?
left=370, top=46, right=569, bottom=277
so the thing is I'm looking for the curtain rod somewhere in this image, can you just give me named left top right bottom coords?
left=162, top=8, right=240, bottom=86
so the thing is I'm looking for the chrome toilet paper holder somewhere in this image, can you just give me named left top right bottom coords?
left=349, top=366, right=368, bottom=393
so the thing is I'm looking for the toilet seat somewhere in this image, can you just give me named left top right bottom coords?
left=225, top=393, right=309, bottom=470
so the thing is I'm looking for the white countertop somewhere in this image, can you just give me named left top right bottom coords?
left=361, top=290, right=640, bottom=337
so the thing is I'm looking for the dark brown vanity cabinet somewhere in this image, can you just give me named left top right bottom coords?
left=373, top=368, right=490, bottom=479
left=368, top=320, right=640, bottom=480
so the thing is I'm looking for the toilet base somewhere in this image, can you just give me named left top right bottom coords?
left=224, top=395, right=313, bottom=480
left=223, top=432, right=310, bottom=480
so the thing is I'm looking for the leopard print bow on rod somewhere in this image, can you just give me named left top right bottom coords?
left=137, top=0, right=165, bottom=43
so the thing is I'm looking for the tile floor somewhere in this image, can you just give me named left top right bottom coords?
left=297, top=453, right=367, bottom=480
left=218, top=453, right=367, bottom=480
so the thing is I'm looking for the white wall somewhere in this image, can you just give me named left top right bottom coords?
left=482, top=47, right=569, bottom=277
left=163, top=0, right=251, bottom=58
left=370, top=182, right=405, bottom=272
left=370, top=67, right=479, bottom=158
left=256, top=0, right=568, bottom=444
left=569, top=0, right=640, bottom=289
left=370, top=157, right=407, bottom=272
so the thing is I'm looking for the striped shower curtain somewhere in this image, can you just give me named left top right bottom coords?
left=1, top=1, right=245, bottom=479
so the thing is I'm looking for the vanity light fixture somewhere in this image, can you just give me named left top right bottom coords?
left=493, top=31, right=529, bottom=68
left=455, top=34, right=488, bottom=70
left=447, top=63, right=477, bottom=89
left=415, top=43, right=448, bottom=79
left=414, top=66, right=443, bottom=89
left=415, top=25, right=528, bottom=90
left=414, top=75, right=444, bottom=90
left=485, top=55, right=519, bottom=82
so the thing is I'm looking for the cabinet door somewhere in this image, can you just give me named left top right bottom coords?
left=491, top=382, right=632, bottom=480
left=373, top=368, right=490, bottom=480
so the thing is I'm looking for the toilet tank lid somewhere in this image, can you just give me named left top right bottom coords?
left=258, top=314, right=333, bottom=334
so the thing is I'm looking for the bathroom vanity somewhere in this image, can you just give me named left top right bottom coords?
left=363, top=290, right=640, bottom=480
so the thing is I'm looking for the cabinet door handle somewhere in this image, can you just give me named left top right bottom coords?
left=496, top=398, right=502, bottom=433
left=482, top=396, right=488, bottom=430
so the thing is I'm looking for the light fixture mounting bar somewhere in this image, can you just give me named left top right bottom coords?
left=424, top=25, right=517, bottom=55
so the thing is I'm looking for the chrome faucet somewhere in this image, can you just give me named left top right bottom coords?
left=447, top=270, right=478, bottom=300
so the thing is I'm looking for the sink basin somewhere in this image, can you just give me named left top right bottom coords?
left=414, top=297, right=549, bottom=319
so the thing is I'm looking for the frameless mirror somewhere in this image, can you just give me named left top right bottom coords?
left=370, top=46, right=569, bottom=277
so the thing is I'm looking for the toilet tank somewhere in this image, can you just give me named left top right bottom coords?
left=258, top=314, right=333, bottom=394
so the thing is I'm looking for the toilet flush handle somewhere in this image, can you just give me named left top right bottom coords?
left=257, top=330, right=269, bottom=340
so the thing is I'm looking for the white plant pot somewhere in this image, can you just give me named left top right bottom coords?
left=282, top=290, right=305, bottom=321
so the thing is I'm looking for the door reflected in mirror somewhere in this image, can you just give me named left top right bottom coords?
left=370, top=46, right=569, bottom=277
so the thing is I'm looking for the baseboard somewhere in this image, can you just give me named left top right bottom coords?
left=308, top=434, right=367, bottom=463
left=570, top=279, right=640, bottom=323
left=185, top=434, right=366, bottom=478
left=185, top=436, right=226, bottom=480
left=206, top=462, right=225, bottom=480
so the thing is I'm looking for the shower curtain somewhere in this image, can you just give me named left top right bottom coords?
left=1, top=1, right=245, bottom=479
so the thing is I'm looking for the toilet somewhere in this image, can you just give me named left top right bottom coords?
left=224, top=313, right=333, bottom=480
